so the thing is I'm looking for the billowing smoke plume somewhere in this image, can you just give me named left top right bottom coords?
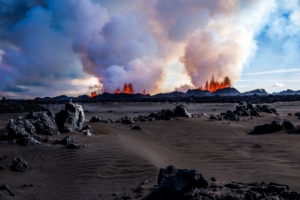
left=0, top=0, right=293, bottom=97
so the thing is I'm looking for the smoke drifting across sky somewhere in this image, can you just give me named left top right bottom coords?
left=0, top=0, right=299, bottom=97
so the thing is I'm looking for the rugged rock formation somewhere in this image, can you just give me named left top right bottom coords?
left=89, top=116, right=101, bottom=123
left=55, top=102, right=85, bottom=133
left=158, top=165, right=208, bottom=195
left=174, top=104, right=192, bottom=118
left=251, top=119, right=297, bottom=134
left=6, top=118, right=36, bottom=139
left=144, top=166, right=300, bottom=200
left=81, top=125, right=93, bottom=136
left=34, top=110, right=60, bottom=135
left=9, top=156, right=28, bottom=172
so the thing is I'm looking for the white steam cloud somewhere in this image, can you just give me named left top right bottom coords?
left=0, top=0, right=297, bottom=97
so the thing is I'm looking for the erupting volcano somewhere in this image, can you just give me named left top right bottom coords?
left=114, top=83, right=134, bottom=94
left=123, top=83, right=134, bottom=94
left=199, top=76, right=231, bottom=93
left=89, top=91, right=97, bottom=98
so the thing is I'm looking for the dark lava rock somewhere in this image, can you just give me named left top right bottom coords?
left=9, top=156, right=28, bottom=172
left=89, top=116, right=101, bottom=123
left=251, top=119, right=297, bottom=134
left=144, top=166, right=300, bottom=200
left=56, top=136, right=74, bottom=145
left=81, top=125, right=93, bottom=136
left=131, top=126, right=142, bottom=130
left=0, top=184, right=16, bottom=196
left=16, top=136, right=41, bottom=146
left=34, top=110, right=60, bottom=135
left=55, top=102, right=85, bottom=133
left=280, top=191, right=300, bottom=199
left=157, top=165, right=208, bottom=195
left=122, top=117, right=135, bottom=124
left=174, top=104, right=191, bottom=118
left=6, top=118, right=36, bottom=139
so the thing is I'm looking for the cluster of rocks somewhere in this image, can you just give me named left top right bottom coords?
left=0, top=156, right=29, bottom=197
left=294, top=112, right=300, bottom=120
left=0, top=99, right=48, bottom=114
left=89, top=104, right=193, bottom=126
left=0, top=101, right=87, bottom=146
left=251, top=119, right=298, bottom=135
left=209, top=102, right=279, bottom=122
left=144, top=165, right=300, bottom=200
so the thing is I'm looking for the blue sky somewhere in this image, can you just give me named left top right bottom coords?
left=235, top=1, right=300, bottom=92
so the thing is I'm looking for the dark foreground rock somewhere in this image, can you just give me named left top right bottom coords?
left=80, top=125, right=93, bottom=136
left=6, top=118, right=36, bottom=139
left=250, top=119, right=297, bottom=134
left=89, top=116, right=101, bottom=123
left=16, top=136, right=41, bottom=146
left=53, top=136, right=85, bottom=149
left=174, top=104, right=192, bottom=118
left=158, top=165, right=208, bottom=195
left=54, top=136, right=74, bottom=145
left=144, top=165, right=300, bottom=200
left=55, top=102, right=85, bottom=133
left=34, top=110, right=60, bottom=135
left=9, top=156, right=28, bottom=172
left=0, top=184, right=16, bottom=196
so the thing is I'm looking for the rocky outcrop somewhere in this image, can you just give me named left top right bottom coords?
left=158, top=165, right=208, bottom=195
left=144, top=166, right=299, bottom=200
left=34, top=110, right=60, bottom=135
left=53, top=136, right=85, bottom=149
left=81, top=125, right=93, bottom=136
left=89, top=116, right=101, bottom=123
left=174, top=104, right=191, bottom=118
left=251, top=119, right=297, bottom=134
left=9, top=156, right=28, bottom=172
left=6, top=118, right=36, bottom=139
left=0, top=184, right=16, bottom=196
left=16, top=137, right=41, bottom=146
left=55, top=102, right=85, bottom=133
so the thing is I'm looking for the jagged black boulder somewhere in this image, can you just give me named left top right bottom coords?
left=6, top=118, right=36, bottom=139
left=174, top=104, right=191, bottom=118
left=81, top=125, right=93, bottom=136
left=10, top=156, right=28, bottom=172
left=56, top=136, right=74, bottom=145
left=89, top=116, right=101, bottom=123
left=158, top=165, right=207, bottom=195
left=34, top=110, right=60, bottom=135
left=251, top=120, right=296, bottom=134
left=55, top=102, right=85, bottom=133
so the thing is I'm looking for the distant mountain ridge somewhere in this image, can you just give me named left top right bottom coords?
left=34, top=88, right=300, bottom=100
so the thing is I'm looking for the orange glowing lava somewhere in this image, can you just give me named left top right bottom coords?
left=199, top=76, right=231, bottom=92
left=89, top=91, right=97, bottom=98
left=115, top=88, right=121, bottom=94
left=143, top=89, right=146, bottom=96
left=123, top=83, right=134, bottom=94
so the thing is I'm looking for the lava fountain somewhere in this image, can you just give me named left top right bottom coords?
left=199, top=76, right=231, bottom=92
left=89, top=91, right=97, bottom=98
